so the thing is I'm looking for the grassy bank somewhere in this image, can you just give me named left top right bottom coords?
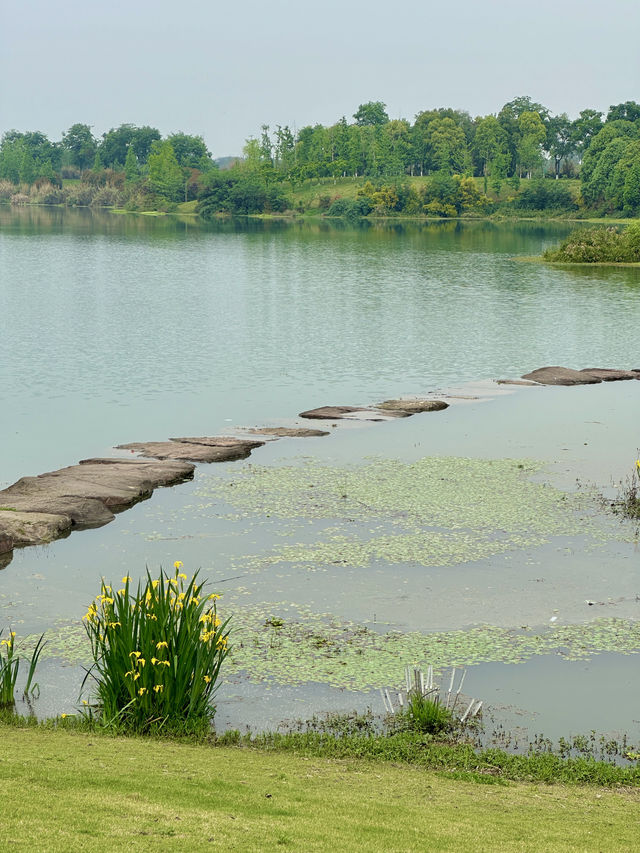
left=1, top=723, right=638, bottom=852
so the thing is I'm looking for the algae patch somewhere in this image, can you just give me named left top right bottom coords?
left=193, top=456, right=606, bottom=570
left=24, top=609, right=640, bottom=692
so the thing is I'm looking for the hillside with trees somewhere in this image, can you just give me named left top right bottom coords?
left=1, top=97, right=639, bottom=219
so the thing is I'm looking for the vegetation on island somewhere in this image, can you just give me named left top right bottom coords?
left=544, top=221, right=640, bottom=263
left=1, top=97, right=639, bottom=220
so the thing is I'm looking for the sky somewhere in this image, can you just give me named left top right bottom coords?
left=1, top=0, right=639, bottom=157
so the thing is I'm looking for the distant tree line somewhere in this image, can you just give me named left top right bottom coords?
left=0, top=123, right=217, bottom=210
left=2, top=97, right=640, bottom=217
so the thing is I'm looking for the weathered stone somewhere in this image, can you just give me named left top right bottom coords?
left=496, top=379, right=541, bottom=386
left=117, top=441, right=256, bottom=463
left=0, top=510, right=72, bottom=547
left=580, top=368, right=640, bottom=381
left=78, top=458, right=194, bottom=487
left=299, top=406, right=410, bottom=421
left=170, top=436, right=265, bottom=450
left=521, top=366, right=602, bottom=386
left=0, top=495, right=114, bottom=528
left=378, top=399, right=449, bottom=413
left=247, top=427, right=331, bottom=438
left=0, top=529, right=13, bottom=555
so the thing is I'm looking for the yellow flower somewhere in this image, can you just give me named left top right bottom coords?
left=108, top=622, right=121, bottom=629
left=129, top=651, right=142, bottom=659
left=138, top=687, right=147, bottom=696
left=82, top=700, right=89, bottom=706
left=121, top=576, right=131, bottom=583
left=161, top=660, right=170, bottom=667
left=192, top=596, right=200, bottom=605
left=148, top=614, right=158, bottom=621
left=156, top=641, right=168, bottom=650
left=636, top=459, right=640, bottom=472
left=137, top=658, right=146, bottom=667
left=152, top=580, right=159, bottom=589
left=208, top=594, right=221, bottom=601
left=117, top=589, right=126, bottom=596
left=151, top=657, right=159, bottom=665
left=153, top=684, right=164, bottom=693
left=174, top=560, right=184, bottom=570
left=61, top=713, right=68, bottom=718
left=203, top=675, right=211, bottom=684
left=177, top=573, right=187, bottom=581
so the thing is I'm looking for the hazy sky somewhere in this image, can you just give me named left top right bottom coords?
left=1, top=0, right=639, bottom=157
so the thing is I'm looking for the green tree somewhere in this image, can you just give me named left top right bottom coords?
left=147, top=141, right=183, bottom=201
left=571, top=109, right=603, bottom=161
left=606, top=101, right=640, bottom=123
left=61, top=123, right=97, bottom=170
left=166, top=133, right=214, bottom=170
left=100, top=125, right=161, bottom=168
left=517, top=111, right=546, bottom=178
left=124, top=146, right=139, bottom=183
left=353, top=101, right=389, bottom=127
left=426, top=118, right=470, bottom=174
left=473, top=116, right=508, bottom=190
left=546, top=113, right=575, bottom=177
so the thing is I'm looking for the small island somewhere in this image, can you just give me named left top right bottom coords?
left=543, top=221, right=640, bottom=264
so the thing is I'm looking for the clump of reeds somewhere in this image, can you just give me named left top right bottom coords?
left=382, top=666, right=482, bottom=735
left=82, top=562, right=230, bottom=734
left=613, top=460, right=640, bottom=521
left=0, top=629, right=45, bottom=708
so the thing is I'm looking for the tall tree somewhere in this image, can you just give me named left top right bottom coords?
left=147, top=140, right=183, bottom=201
left=353, top=101, right=389, bottom=127
left=61, top=123, right=97, bottom=170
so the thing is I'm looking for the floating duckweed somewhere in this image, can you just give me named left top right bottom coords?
left=24, top=610, right=640, bottom=692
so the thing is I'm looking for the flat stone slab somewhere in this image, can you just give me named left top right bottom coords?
left=378, top=399, right=449, bottom=413
left=299, top=406, right=410, bottom=421
left=0, top=495, right=114, bottom=528
left=580, top=368, right=640, bottom=381
left=117, top=440, right=258, bottom=463
left=496, top=379, right=541, bottom=386
left=170, top=436, right=265, bottom=449
left=521, top=366, right=602, bottom=386
left=247, top=427, right=330, bottom=438
left=0, top=458, right=195, bottom=556
left=0, top=510, right=72, bottom=548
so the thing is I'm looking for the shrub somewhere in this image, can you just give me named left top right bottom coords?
left=0, top=180, right=15, bottom=200
left=514, top=179, right=577, bottom=211
left=90, top=185, right=122, bottom=208
left=544, top=224, right=640, bottom=262
left=82, top=564, right=230, bottom=734
left=326, top=197, right=372, bottom=220
left=401, top=690, right=454, bottom=734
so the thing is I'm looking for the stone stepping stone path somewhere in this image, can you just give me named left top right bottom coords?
left=1, top=366, right=636, bottom=567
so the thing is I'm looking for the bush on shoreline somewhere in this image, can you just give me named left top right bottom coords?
left=544, top=221, right=640, bottom=262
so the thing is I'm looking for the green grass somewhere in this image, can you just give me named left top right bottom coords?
left=0, top=724, right=638, bottom=852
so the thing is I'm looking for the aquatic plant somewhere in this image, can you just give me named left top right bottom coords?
left=0, top=629, right=45, bottom=707
left=81, top=563, right=230, bottom=734
left=614, top=460, right=640, bottom=520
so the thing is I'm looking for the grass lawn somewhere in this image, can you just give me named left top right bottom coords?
left=1, top=725, right=638, bottom=851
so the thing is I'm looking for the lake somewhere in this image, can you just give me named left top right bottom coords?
left=1, top=206, right=640, bottom=744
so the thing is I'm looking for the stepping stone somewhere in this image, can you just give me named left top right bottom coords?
left=117, top=440, right=257, bottom=463
left=521, top=366, right=602, bottom=386
left=246, top=427, right=330, bottom=438
left=299, top=406, right=410, bottom=421
left=580, top=368, right=639, bottom=381
left=170, top=436, right=265, bottom=449
left=377, top=399, right=449, bottom=413
left=0, top=510, right=72, bottom=548
left=0, top=458, right=195, bottom=552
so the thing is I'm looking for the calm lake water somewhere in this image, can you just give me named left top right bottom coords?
left=1, top=206, right=640, bottom=741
